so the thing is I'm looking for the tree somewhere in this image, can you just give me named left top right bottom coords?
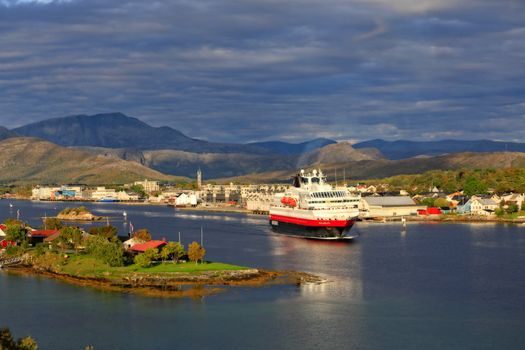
left=85, top=235, right=124, bottom=267
left=160, top=242, right=185, bottom=263
left=132, top=229, right=152, bottom=242
left=188, top=241, right=206, bottom=264
left=0, top=328, right=38, bottom=350
left=43, top=217, right=63, bottom=230
left=463, top=177, right=488, bottom=196
left=59, top=226, right=83, bottom=252
left=89, top=225, right=118, bottom=239
left=134, top=248, right=159, bottom=268
left=522, top=202, right=525, bottom=211
left=129, top=184, right=146, bottom=198
left=5, top=224, right=28, bottom=244
left=506, top=203, right=519, bottom=214
left=433, top=198, right=449, bottom=208
left=421, top=197, right=435, bottom=207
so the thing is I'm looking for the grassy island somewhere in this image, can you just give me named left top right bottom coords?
left=1, top=213, right=319, bottom=298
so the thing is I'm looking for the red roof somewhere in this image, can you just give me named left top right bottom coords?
left=31, top=229, right=59, bottom=237
left=1, top=240, right=16, bottom=248
left=130, top=240, right=167, bottom=252
left=0, top=224, right=6, bottom=231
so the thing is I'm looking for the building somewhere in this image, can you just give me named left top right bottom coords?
left=0, top=224, right=6, bottom=237
left=130, top=240, right=167, bottom=253
left=31, top=186, right=59, bottom=200
left=91, top=187, right=118, bottom=200
left=197, top=169, right=202, bottom=190
left=467, top=198, right=498, bottom=216
left=133, top=179, right=160, bottom=193
left=359, top=196, right=425, bottom=218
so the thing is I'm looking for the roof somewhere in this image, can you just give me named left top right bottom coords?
left=0, top=224, right=6, bottom=231
left=1, top=240, right=16, bottom=248
left=30, top=229, right=59, bottom=237
left=130, top=240, right=167, bottom=252
left=44, top=231, right=61, bottom=242
left=363, top=196, right=416, bottom=207
left=477, top=198, right=497, bottom=206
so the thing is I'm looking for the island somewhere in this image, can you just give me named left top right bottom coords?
left=56, top=206, right=102, bottom=221
left=0, top=216, right=320, bottom=298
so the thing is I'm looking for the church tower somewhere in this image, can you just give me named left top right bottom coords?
left=197, top=168, right=202, bottom=190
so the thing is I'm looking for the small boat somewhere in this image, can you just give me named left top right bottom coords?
left=123, top=211, right=127, bottom=217
left=9, top=203, right=13, bottom=208
left=98, top=196, right=119, bottom=202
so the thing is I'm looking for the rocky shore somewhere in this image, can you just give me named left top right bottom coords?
left=5, top=255, right=322, bottom=298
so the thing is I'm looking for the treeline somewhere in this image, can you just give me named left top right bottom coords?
left=365, top=168, right=525, bottom=195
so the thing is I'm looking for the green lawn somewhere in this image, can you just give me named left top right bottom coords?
left=52, top=253, right=247, bottom=279
left=126, top=262, right=247, bottom=273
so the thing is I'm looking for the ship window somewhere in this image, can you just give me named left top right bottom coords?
left=311, top=177, right=320, bottom=184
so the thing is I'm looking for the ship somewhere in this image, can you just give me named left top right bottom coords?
left=269, top=169, right=360, bottom=240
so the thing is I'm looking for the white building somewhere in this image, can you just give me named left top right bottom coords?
left=175, top=193, right=198, bottom=207
left=134, top=179, right=160, bottom=193
left=468, top=198, right=498, bottom=216
left=359, top=196, right=425, bottom=218
left=31, top=186, right=59, bottom=200
left=91, top=187, right=118, bottom=200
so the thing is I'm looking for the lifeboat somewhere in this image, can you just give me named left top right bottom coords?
left=281, top=196, right=297, bottom=207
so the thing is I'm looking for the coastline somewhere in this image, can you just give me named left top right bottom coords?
left=5, top=197, right=525, bottom=224
left=3, top=262, right=321, bottom=299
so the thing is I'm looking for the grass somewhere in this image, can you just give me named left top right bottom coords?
left=48, top=253, right=247, bottom=279
left=126, top=262, right=247, bottom=273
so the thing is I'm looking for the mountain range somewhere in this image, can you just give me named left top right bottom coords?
left=2, top=112, right=525, bottom=183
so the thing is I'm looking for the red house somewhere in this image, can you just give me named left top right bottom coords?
left=130, top=240, right=167, bottom=253
left=30, top=229, right=60, bottom=243
left=0, top=240, right=16, bottom=248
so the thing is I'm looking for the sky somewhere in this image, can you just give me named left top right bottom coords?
left=1, top=0, right=524, bottom=143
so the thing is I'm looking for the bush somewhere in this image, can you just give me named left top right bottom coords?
left=43, top=217, right=63, bottom=230
left=134, top=248, right=159, bottom=268
left=85, top=236, right=124, bottom=267
left=34, top=243, right=46, bottom=256
left=507, top=203, right=519, bottom=214
left=88, top=225, right=118, bottom=239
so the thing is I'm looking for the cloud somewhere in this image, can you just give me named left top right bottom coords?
left=0, top=0, right=524, bottom=143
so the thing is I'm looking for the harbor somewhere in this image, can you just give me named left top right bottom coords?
left=1, top=199, right=525, bottom=349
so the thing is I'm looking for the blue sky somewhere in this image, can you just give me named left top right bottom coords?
left=1, top=0, right=524, bottom=143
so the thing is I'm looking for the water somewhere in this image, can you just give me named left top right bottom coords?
left=1, top=200, right=525, bottom=349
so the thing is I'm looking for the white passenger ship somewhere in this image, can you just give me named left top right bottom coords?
left=269, top=169, right=360, bottom=240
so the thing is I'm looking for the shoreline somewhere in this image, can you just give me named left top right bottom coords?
left=3, top=263, right=322, bottom=298
left=4, top=197, right=525, bottom=225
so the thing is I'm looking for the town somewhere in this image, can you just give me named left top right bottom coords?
left=19, top=169, right=525, bottom=221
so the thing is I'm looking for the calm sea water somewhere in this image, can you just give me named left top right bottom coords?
left=1, top=200, right=525, bottom=349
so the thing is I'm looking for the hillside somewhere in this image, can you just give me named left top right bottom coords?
left=77, top=141, right=380, bottom=178
left=247, top=138, right=336, bottom=155
left=12, top=112, right=334, bottom=156
left=296, top=141, right=383, bottom=166
left=215, top=151, right=525, bottom=183
left=0, top=138, right=188, bottom=185
left=353, top=139, right=525, bottom=160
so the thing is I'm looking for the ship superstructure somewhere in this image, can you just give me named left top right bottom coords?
left=269, top=169, right=360, bottom=240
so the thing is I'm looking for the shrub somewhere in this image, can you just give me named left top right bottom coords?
left=134, top=248, right=159, bottom=268
left=85, top=236, right=124, bottom=267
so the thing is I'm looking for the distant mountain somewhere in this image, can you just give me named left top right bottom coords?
left=13, top=113, right=261, bottom=154
left=12, top=113, right=334, bottom=156
left=353, top=139, right=525, bottom=160
left=0, top=126, right=17, bottom=141
left=0, top=137, right=187, bottom=185
left=215, top=151, right=525, bottom=183
left=247, top=138, right=336, bottom=155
